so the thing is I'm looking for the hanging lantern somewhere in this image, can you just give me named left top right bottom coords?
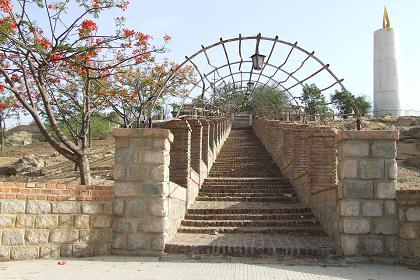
left=250, top=53, right=266, bottom=70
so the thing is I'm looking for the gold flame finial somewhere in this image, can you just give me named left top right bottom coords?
left=383, top=6, right=391, bottom=29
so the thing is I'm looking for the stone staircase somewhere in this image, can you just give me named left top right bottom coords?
left=165, top=128, right=338, bottom=257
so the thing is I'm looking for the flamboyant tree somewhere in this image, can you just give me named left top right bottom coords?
left=0, top=0, right=169, bottom=184
left=100, top=59, right=196, bottom=128
left=0, top=93, right=20, bottom=150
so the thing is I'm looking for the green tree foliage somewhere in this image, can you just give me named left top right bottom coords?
left=301, top=84, right=331, bottom=119
left=250, top=85, right=288, bottom=119
left=331, top=90, right=372, bottom=117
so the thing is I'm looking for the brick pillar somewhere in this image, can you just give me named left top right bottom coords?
left=208, top=119, right=215, bottom=155
left=112, top=128, right=173, bottom=256
left=337, top=130, right=399, bottom=259
left=164, top=120, right=192, bottom=189
left=199, top=118, right=210, bottom=170
left=185, top=118, right=202, bottom=175
left=309, top=126, right=336, bottom=195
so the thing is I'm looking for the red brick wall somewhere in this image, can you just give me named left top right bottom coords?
left=0, top=182, right=112, bottom=201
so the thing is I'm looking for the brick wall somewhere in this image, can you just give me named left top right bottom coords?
left=397, top=189, right=420, bottom=266
left=0, top=182, right=112, bottom=261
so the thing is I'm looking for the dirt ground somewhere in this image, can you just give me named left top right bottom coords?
left=0, top=116, right=419, bottom=189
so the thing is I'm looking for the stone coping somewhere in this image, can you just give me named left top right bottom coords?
left=113, top=128, right=174, bottom=142
left=335, top=130, right=399, bottom=142
left=397, top=189, right=420, bottom=201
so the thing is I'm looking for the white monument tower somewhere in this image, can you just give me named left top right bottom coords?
left=373, top=7, right=401, bottom=117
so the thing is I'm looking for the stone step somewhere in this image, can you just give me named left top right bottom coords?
left=204, top=178, right=288, bottom=183
left=195, top=196, right=299, bottom=203
left=200, top=187, right=294, bottom=192
left=181, top=219, right=319, bottom=227
left=165, top=233, right=338, bottom=257
left=184, top=213, right=315, bottom=220
left=198, top=192, right=296, bottom=197
left=209, top=173, right=284, bottom=178
left=177, top=225, right=326, bottom=235
left=187, top=205, right=310, bottom=215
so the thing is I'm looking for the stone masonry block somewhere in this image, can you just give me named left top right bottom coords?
left=359, top=159, right=385, bottom=179
left=373, top=219, right=398, bottom=235
left=113, top=164, right=126, bottom=181
left=50, top=230, right=79, bottom=243
left=340, top=200, right=360, bottom=216
left=342, top=140, right=369, bottom=157
left=371, top=141, right=396, bottom=158
left=1, top=200, right=25, bottom=214
left=343, top=218, right=370, bottom=234
left=74, top=215, right=90, bottom=229
left=16, top=215, right=34, bottom=228
left=58, top=215, right=73, bottom=228
left=150, top=165, right=169, bottom=182
left=40, top=245, right=61, bottom=259
left=375, top=181, right=396, bottom=199
left=150, top=234, right=165, bottom=251
left=126, top=199, right=145, bottom=218
left=125, top=165, right=149, bottom=182
left=35, top=215, right=58, bottom=229
left=112, top=233, right=127, bottom=249
left=0, top=246, right=10, bottom=261
left=340, top=159, right=358, bottom=179
left=127, top=233, right=149, bottom=250
left=149, top=198, right=168, bottom=217
left=112, top=198, right=125, bottom=217
left=361, top=237, right=384, bottom=256
left=384, top=200, right=396, bottom=216
left=342, top=179, right=373, bottom=199
left=11, top=246, right=39, bottom=260
left=2, top=229, right=24, bottom=245
left=142, top=217, right=167, bottom=233
left=341, top=234, right=359, bottom=255
left=152, top=139, right=170, bottom=151
left=91, top=215, right=112, bottom=228
left=399, top=224, right=418, bottom=239
left=80, top=229, right=102, bottom=243
left=113, top=182, right=140, bottom=197
left=361, top=201, right=383, bottom=217
left=0, top=215, right=15, bottom=227
left=140, top=150, right=168, bottom=165
left=26, top=201, right=51, bottom=214
left=25, top=229, right=49, bottom=244
left=51, top=201, right=80, bottom=214
left=406, top=207, right=420, bottom=222
left=72, top=244, right=94, bottom=257
left=142, top=183, right=168, bottom=198
left=385, top=160, right=397, bottom=180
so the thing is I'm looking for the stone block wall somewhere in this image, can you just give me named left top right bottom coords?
left=0, top=182, right=112, bottom=261
left=336, top=131, right=399, bottom=259
left=397, top=189, right=420, bottom=266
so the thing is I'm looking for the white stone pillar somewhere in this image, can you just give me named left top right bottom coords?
left=373, top=28, right=401, bottom=117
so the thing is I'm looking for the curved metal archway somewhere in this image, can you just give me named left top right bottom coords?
left=150, top=33, right=360, bottom=129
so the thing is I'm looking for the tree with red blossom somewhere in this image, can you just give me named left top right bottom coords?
left=0, top=0, right=169, bottom=184
left=99, top=59, right=196, bottom=128
left=0, top=93, right=20, bottom=151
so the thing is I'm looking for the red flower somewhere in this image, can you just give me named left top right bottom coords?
left=0, top=84, right=4, bottom=93
left=0, top=0, right=13, bottom=13
left=123, top=29, right=135, bottom=38
left=163, top=34, right=172, bottom=42
left=79, top=19, right=98, bottom=37
left=11, top=74, right=18, bottom=82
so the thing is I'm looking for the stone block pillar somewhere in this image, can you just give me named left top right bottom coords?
left=164, top=120, right=192, bottom=189
left=337, top=130, right=399, bottom=258
left=112, top=128, right=173, bottom=256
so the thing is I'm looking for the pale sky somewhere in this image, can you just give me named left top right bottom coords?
left=114, top=0, right=420, bottom=112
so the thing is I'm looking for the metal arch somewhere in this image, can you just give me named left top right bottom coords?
left=201, top=71, right=300, bottom=107
left=150, top=34, right=360, bottom=129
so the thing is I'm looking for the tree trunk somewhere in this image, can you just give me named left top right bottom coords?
left=78, top=153, right=92, bottom=185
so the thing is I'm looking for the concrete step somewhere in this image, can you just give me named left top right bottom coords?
left=195, top=196, right=299, bottom=203
left=184, top=213, right=315, bottom=220
left=198, top=192, right=296, bottom=197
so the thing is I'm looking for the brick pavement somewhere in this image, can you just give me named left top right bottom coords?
left=1, top=256, right=419, bottom=280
